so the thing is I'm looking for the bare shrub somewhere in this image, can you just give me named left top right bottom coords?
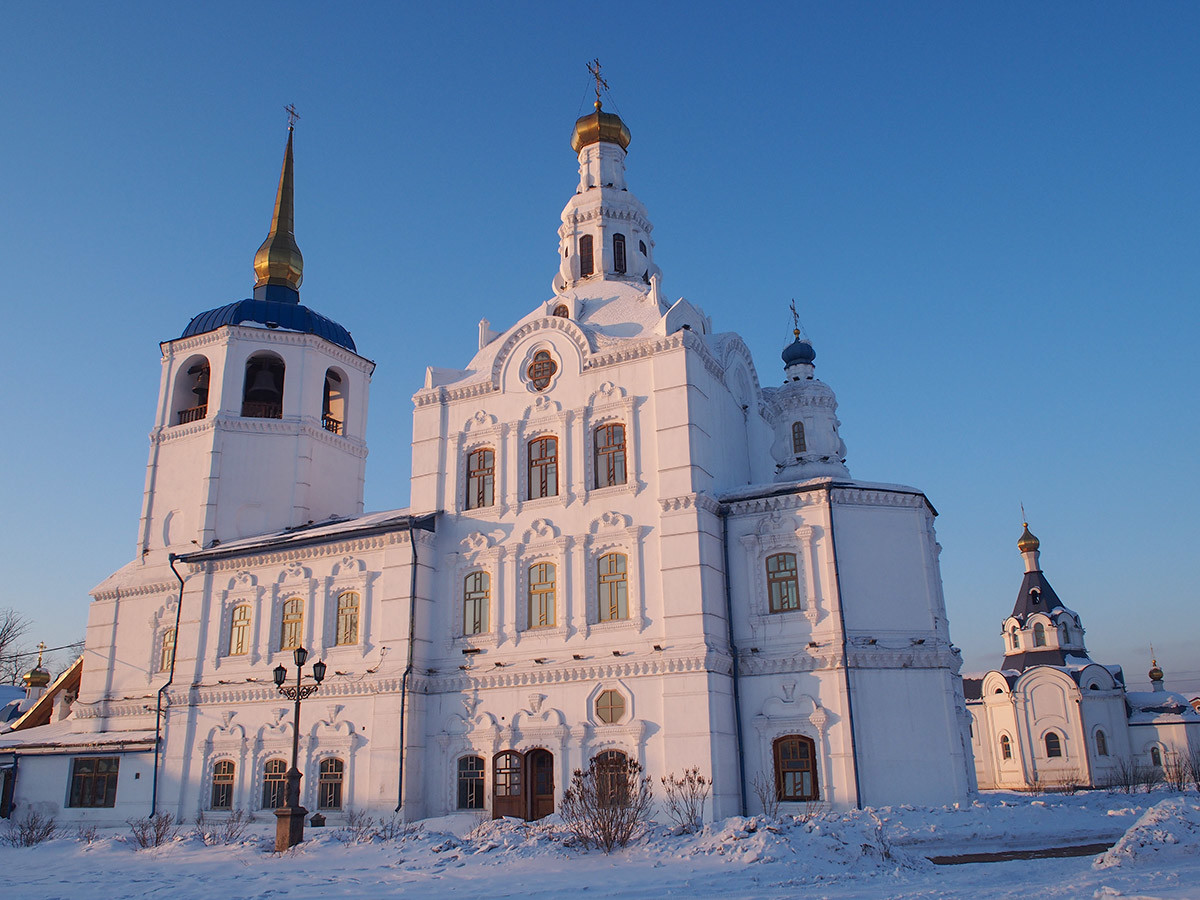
left=337, top=808, right=376, bottom=842
left=1142, top=763, right=1164, bottom=794
left=194, top=809, right=253, bottom=845
left=0, top=808, right=58, bottom=846
left=1163, top=752, right=1190, bottom=792
left=1105, top=758, right=1144, bottom=794
left=465, top=809, right=491, bottom=841
left=794, top=799, right=822, bottom=823
left=1049, top=775, right=1081, bottom=795
left=1026, top=773, right=1045, bottom=796
left=660, top=767, right=710, bottom=833
left=372, top=813, right=409, bottom=841
left=560, top=756, right=653, bottom=853
left=751, top=770, right=780, bottom=819
left=1189, top=747, right=1200, bottom=792
left=127, top=812, right=179, bottom=849
left=75, top=824, right=99, bottom=844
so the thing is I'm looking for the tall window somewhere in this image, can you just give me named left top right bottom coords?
left=597, top=553, right=628, bottom=621
left=280, top=598, right=303, bottom=650
left=1150, top=747, right=1163, bottom=767
left=1095, top=730, right=1108, bottom=757
left=242, top=353, right=285, bottom=419
left=773, top=735, right=818, bottom=801
left=579, top=234, right=594, bottom=276
left=318, top=758, right=344, bottom=810
left=1044, top=732, right=1062, bottom=758
left=527, top=351, right=557, bottom=392
left=1033, top=622, right=1046, bottom=647
left=211, top=760, right=235, bottom=810
left=594, top=750, right=629, bottom=807
left=594, top=423, right=627, bottom=488
left=466, top=448, right=495, bottom=509
left=528, top=437, right=559, bottom=499
left=262, top=759, right=287, bottom=809
left=159, top=628, right=176, bottom=673
left=1000, top=734, right=1012, bottom=760
left=791, top=421, right=807, bottom=453
left=613, top=233, right=627, bottom=274
left=1009, top=627, right=1019, bottom=650
left=322, top=368, right=346, bottom=435
left=595, top=689, right=625, bottom=724
left=457, top=756, right=484, bottom=810
left=528, top=563, right=556, bottom=629
left=494, top=751, right=522, bottom=799
left=336, top=592, right=359, bottom=645
left=463, top=572, right=490, bottom=636
left=228, top=605, right=251, bottom=656
left=1061, top=622, right=1072, bottom=643
left=639, top=239, right=647, bottom=256
left=766, top=553, right=801, bottom=613
left=68, top=757, right=120, bottom=808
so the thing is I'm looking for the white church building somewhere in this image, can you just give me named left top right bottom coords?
left=1, top=98, right=976, bottom=825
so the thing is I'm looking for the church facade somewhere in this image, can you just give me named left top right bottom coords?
left=1, top=100, right=975, bottom=825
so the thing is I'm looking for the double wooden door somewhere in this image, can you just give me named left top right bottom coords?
left=492, top=748, right=554, bottom=820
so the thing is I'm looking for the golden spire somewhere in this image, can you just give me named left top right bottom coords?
left=253, top=108, right=304, bottom=293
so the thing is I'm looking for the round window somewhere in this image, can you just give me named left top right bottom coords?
left=595, top=689, right=625, bottom=724
left=527, top=350, right=558, bottom=391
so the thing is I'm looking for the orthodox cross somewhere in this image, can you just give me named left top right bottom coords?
left=587, top=58, right=609, bottom=105
left=36, top=641, right=46, bottom=666
left=789, top=299, right=800, bottom=332
left=285, top=103, right=300, bottom=129
left=1020, top=501, right=1027, bottom=525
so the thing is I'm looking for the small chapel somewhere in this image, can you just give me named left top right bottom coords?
left=1, top=91, right=976, bottom=824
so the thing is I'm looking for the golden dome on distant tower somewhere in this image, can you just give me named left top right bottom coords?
left=1149, top=658, right=1164, bottom=683
left=1017, top=523, right=1040, bottom=553
left=253, top=123, right=304, bottom=292
left=22, top=642, right=50, bottom=689
left=571, top=100, right=632, bottom=153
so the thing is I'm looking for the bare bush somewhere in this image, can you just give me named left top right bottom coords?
left=560, top=756, right=654, bottom=853
left=1026, top=774, right=1045, bottom=796
left=75, top=824, right=99, bottom=844
left=1189, top=747, right=1200, bottom=792
left=372, top=813, right=409, bottom=841
left=793, top=799, right=823, bottom=823
left=1104, top=757, right=1144, bottom=794
left=1049, top=775, right=1081, bottom=795
left=1163, top=752, right=1190, bottom=792
left=127, top=812, right=179, bottom=849
left=1142, top=763, right=1164, bottom=793
left=0, top=808, right=57, bottom=846
left=751, top=770, right=780, bottom=819
left=194, top=809, right=253, bottom=845
left=659, top=767, right=710, bottom=833
left=338, top=808, right=377, bottom=842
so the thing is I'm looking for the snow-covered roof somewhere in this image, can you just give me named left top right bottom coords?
left=1125, top=690, right=1200, bottom=725
left=0, top=720, right=155, bottom=755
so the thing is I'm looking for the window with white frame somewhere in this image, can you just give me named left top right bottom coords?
left=597, top=553, right=628, bottom=621
left=336, top=592, right=359, bottom=646
left=228, top=604, right=251, bottom=656
left=280, top=597, right=303, bottom=650
left=527, top=563, right=556, bottom=629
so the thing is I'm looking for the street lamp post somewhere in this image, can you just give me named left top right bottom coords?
left=272, top=646, right=326, bottom=851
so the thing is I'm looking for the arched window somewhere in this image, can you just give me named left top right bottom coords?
left=457, top=756, right=484, bottom=809
left=528, top=563, right=556, bottom=629
left=579, top=234, right=594, bottom=277
left=527, top=351, right=557, bottom=392
left=613, top=233, right=627, bottom=274
left=594, top=750, right=629, bottom=807
left=773, top=735, right=818, bottom=801
left=1010, top=627, right=1020, bottom=650
left=1150, top=747, right=1162, bottom=767
left=1033, top=623, right=1047, bottom=647
left=211, top=760, right=235, bottom=810
left=322, top=368, right=346, bottom=435
left=466, top=448, right=495, bottom=509
left=158, top=628, right=176, bottom=673
left=318, top=758, right=344, bottom=810
left=241, top=352, right=285, bottom=419
left=1000, top=734, right=1012, bottom=760
left=280, top=598, right=303, bottom=650
left=765, top=553, right=801, bottom=613
left=1061, top=622, right=1071, bottom=644
left=594, top=423, right=627, bottom=488
left=595, top=689, right=625, bottom=724
left=639, top=239, right=647, bottom=257
left=262, top=759, right=288, bottom=809
left=336, top=592, right=359, bottom=645
left=173, top=356, right=210, bottom=425
left=228, top=605, right=251, bottom=656
left=597, top=553, right=628, bottom=621
left=1029, top=589, right=1041, bottom=606
left=553, top=304, right=570, bottom=318
left=1044, top=732, right=1062, bottom=758
left=528, top=436, right=559, bottom=498
left=463, top=572, right=490, bottom=636
left=1095, top=730, right=1108, bottom=757
left=791, top=421, right=806, bottom=454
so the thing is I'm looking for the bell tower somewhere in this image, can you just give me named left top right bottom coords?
left=137, top=120, right=373, bottom=556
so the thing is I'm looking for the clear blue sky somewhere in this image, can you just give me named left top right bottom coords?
left=1, top=3, right=1196, bottom=690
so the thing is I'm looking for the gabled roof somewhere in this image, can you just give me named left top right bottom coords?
left=8, top=655, right=82, bottom=732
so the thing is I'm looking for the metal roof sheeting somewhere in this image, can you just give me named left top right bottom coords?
left=181, top=298, right=356, bottom=352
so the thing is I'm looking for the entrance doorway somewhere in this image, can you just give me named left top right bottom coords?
left=492, top=748, right=554, bottom=820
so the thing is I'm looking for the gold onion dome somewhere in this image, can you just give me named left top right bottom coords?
left=253, top=126, right=304, bottom=291
left=571, top=101, right=631, bottom=153
left=23, top=645, right=50, bottom=688
left=1149, top=659, right=1164, bottom=682
left=1017, top=523, right=1040, bottom=553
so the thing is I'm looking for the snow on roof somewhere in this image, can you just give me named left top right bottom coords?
left=1125, top=690, right=1200, bottom=724
left=0, top=720, right=155, bottom=754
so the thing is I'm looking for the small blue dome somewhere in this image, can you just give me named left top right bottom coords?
left=782, top=336, right=815, bottom=366
left=181, top=298, right=356, bottom=353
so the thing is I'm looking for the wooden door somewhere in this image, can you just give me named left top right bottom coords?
left=492, top=751, right=524, bottom=819
left=527, top=748, right=555, bottom=820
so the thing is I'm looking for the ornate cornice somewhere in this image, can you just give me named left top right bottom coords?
left=658, top=492, right=721, bottom=515
left=187, top=532, right=407, bottom=575
left=723, top=491, right=825, bottom=517
left=831, top=488, right=926, bottom=510
left=432, top=651, right=731, bottom=693
left=150, top=414, right=368, bottom=458
left=92, top=580, right=176, bottom=602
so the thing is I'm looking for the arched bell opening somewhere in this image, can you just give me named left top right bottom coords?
left=241, top=352, right=285, bottom=419
left=171, top=355, right=211, bottom=425
left=322, top=367, right=347, bottom=435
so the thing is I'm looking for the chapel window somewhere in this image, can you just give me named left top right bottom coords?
left=1009, top=627, right=1019, bottom=650
left=595, top=689, right=626, bottom=724
left=765, top=553, right=801, bottom=613
left=553, top=304, right=570, bottom=318
left=773, top=735, right=818, bottom=802
left=528, top=436, right=559, bottom=499
left=241, top=352, right=285, bottom=419
left=1150, top=747, right=1162, bottom=768
left=466, top=448, right=495, bottom=510
left=262, top=759, right=287, bottom=809
left=322, top=368, right=346, bottom=435
left=1061, top=623, right=1071, bottom=643
left=528, top=563, right=557, bottom=629
left=613, top=233, right=627, bottom=274
left=1029, top=589, right=1041, bottom=606
left=336, top=592, right=359, bottom=646
left=579, top=234, right=594, bottom=277
left=594, top=423, right=627, bottom=488
left=597, top=552, right=628, bottom=621
left=211, top=760, right=235, bottom=810
left=463, top=572, right=490, bottom=637
left=1000, top=734, right=1012, bottom=760
left=318, top=758, right=344, bottom=810
left=792, top=421, right=807, bottom=454
left=228, top=604, right=251, bottom=656
left=1033, top=622, right=1047, bottom=647
left=68, top=757, right=119, bottom=808
left=594, top=750, right=629, bottom=807
left=1044, top=732, right=1062, bottom=758
left=280, top=597, right=303, bottom=651
left=158, top=628, right=176, bottom=673
left=457, top=756, right=485, bottom=810
left=1095, top=730, right=1108, bottom=757
left=639, top=239, right=647, bottom=257
left=527, top=351, right=558, bottom=392
left=173, top=356, right=210, bottom=425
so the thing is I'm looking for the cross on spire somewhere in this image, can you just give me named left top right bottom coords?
left=587, top=58, right=609, bottom=106
left=789, top=299, right=800, bottom=333
left=36, top=641, right=46, bottom=667
left=285, top=103, right=300, bottom=130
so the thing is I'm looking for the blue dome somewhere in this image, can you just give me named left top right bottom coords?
left=181, top=298, right=356, bottom=353
left=782, top=336, right=815, bottom=366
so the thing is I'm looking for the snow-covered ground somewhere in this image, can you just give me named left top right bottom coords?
left=3, top=791, right=1198, bottom=900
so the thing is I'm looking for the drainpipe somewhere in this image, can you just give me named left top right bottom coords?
left=825, top=484, right=862, bottom=809
left=151, top=554, right=187, bottom=816
left=396, top=518, right=420, bottom=812
left=718, top=506, right=748, bottom=816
